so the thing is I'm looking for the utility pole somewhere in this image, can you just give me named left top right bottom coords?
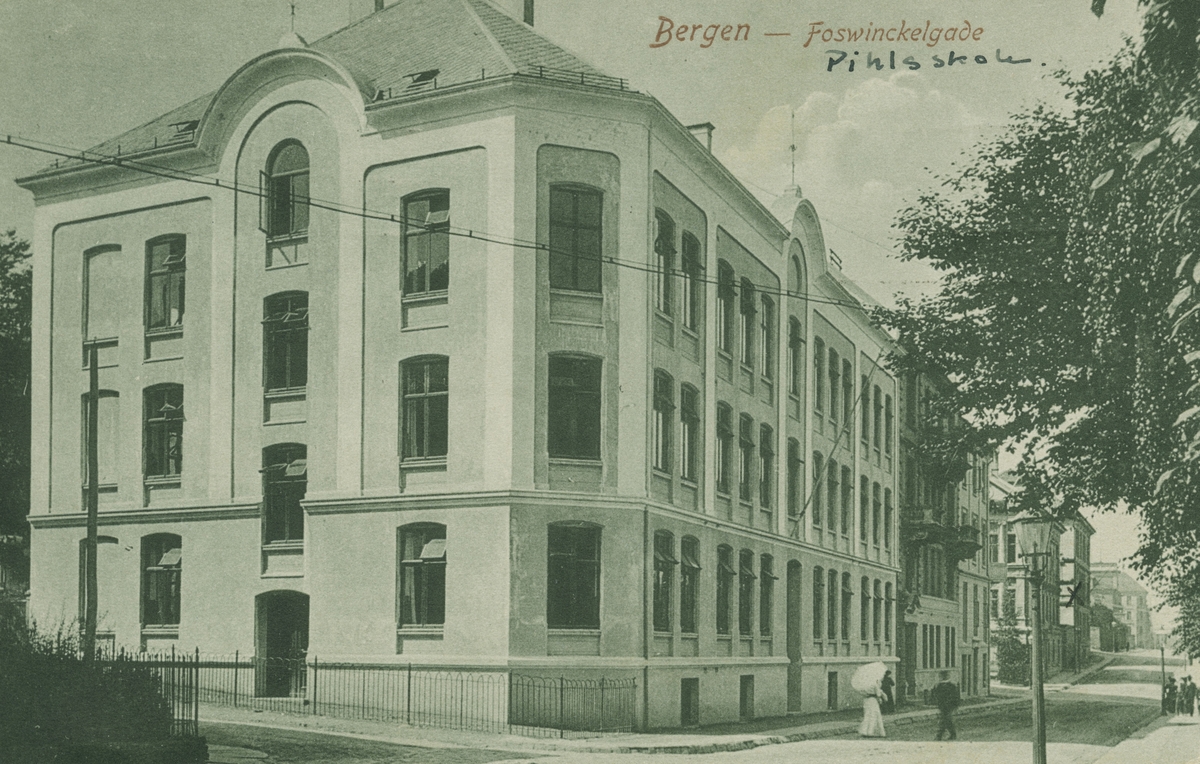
left=82, top=342, right=99, bottom=663
left=1029, top=563, right=1047, bottom=764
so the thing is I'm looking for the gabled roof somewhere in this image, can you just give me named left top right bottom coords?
left=26, top=0, right=612, bottom=178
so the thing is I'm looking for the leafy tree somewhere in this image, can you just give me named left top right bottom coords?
left=995, top=599, right=1030, bottom=686
left=0, top=231, right=31, bottom=538
left=874, top=25, right=1200, bottom=600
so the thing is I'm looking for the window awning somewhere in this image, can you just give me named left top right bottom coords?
left=654, top=548, right=678, bottom=565
left=718, top=561, right=736, bottom=578
left=681, top=549, right=701, bottom=569
left=419, top=538, right=446, bottom=561
left=157, top=548, right=181, bottom=567
left=284, top=458, right=307, bottom=478
left=739, top=562, right=757, bottom=579
left=425, top=210, right=450, bottom=226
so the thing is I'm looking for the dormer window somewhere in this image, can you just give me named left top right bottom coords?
left=261, top=141, right=309, bottom=239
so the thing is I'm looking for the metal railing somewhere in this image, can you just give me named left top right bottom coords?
left=99, top=650, right=200, bottom=737
left=110, top=652, right=636, bottom=738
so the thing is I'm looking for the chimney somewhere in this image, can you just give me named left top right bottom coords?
left=524, top=0, right=534, bottom=25
left=686, top=123, right=715, bottom=152
left=375, top=0, right=384, bottom=9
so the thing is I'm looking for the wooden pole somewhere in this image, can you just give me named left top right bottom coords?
left=1029, top=561, right=1047, bottom=764
left=82, top=342, right=99, bottom=663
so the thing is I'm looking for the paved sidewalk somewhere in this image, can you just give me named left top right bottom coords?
left=199, top=695, right=1026, bottom=757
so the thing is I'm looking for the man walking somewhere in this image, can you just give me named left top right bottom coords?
left=1182, top=676, right=1196, bottom=716
left=931, top=671, right=961, bottom=741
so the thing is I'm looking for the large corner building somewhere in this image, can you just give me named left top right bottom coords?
left=20, top=0, right=989, bottom=727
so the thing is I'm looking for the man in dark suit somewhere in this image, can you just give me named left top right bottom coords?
left=931, top=671, right=961, bottom=741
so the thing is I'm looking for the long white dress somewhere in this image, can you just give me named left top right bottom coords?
left=859, top=681, right=887, bottom=738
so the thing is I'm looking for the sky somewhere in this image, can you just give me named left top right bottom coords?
left=0, top=0, right=1162, bottom=613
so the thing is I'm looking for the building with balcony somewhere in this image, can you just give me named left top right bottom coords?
left=988, top=470, right=1064, bottom=676
left=1091, top=562, right=1152, bottom=650
left=895, top=374, right=991, bottom=703
left=19, top=0, right=905, bottom=728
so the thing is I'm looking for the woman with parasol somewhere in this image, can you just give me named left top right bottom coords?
left=852, top=661, right=887, bottom=737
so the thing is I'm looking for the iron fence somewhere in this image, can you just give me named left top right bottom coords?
left=109, top=651, right=636, bottom=737
left=100, top=650, right=199, bottom=737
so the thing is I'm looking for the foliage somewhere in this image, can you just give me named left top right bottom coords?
left=995, top=600, right=1030, bottom=686
left=0, top=620, right=174, bottom=751
left=874, top=19, right=1200, bottom=596
left=0, top=230, right=31, bottom=535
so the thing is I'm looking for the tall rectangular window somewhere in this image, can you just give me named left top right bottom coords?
left=812, top=451, right=824, bottom=526
left=141, top=534, right=181, bottom=627
left=262, top=142, right=309, bottom=238
left=812, top=566, right=825, bottom=640
left=861, top=375, right=871, bottom=443
left=653, top=531, right=676, bottom=632
left=884, top=582, right=893, bottom=641
left=398, top=524, right=446, bottom=627
left=403, top=190, right=450, bottom=294
left=841, top=360, right=853, bottom=427
left=717, top=261, right=735, bottom=353
left=548, top=356, right=602, bottom=459
left=1006, top=532, right=1017, bottom=563
left=547, top=524, right=600, bottom=629
left=717, top=545, right=734, bottom=635
left=789, top=318, right=803, bottom=396
left=652, top=371, right=674, bottom=473
left=827, top=568, right=838, bottom=640
left=787, top=439, right=801, bottom=518
left=739, top=414, right=755, bottom=502
left=145, top=236, right=185, bottom=332
left=813, top=338, right=825, bottom=413
left=143, top=385, right=183, bottom=479
left=760, top=555, right=775, bottom=636
left=840, top=465, right=852, bottom=534
left=264, top=292, right=309, bottom=392
left=739, top=279, right=756, bottom=368
left=828, top=349, right=840, bottom=424
left=859, top=475, right=870, bottom=542
left=760, top=296, right=775, bottom=380
left=873, top=580, right=882, bottom=641
left=872, top=483, right=882, bottom=546
left=654, top=211, right=675, bottom=314
left=681, top=234, right=701, bottom=331
left=84, top=245, right=122, bottom=342
left=82, top=391, right=120, bottom=488
left=739, top=550, right=756, bottom=636
left=716, top=403, right=733, bottom=493
left=840, top=572, right=852, bottom=640
left=826, top=460, right=839, bottom=534
left=860, top=577, right=870, bottom=641
left=990, top=533, right=1000, bottom=563
left=263, top=443, right=306, bottom=543
left=402, top=357, right=449, bottom=459
left=973, top=585, right=980, bottom=636
left=885, top=394, right=894, bottom=457
left=549, top=186, right=602, bottom=292
left=680, top=538, right=699, bottom=634
left=759, top=424, right=774, bottom=508
left=873, top=386, right=883, bottom=451
left=680, top=386, right=699, bottom=482
left=884, top=489, right=893, bottom=549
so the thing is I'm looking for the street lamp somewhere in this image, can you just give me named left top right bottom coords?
left=1011, top=509, right=1054, bottom=764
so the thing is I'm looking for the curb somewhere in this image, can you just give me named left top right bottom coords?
left=521, top=697, right=1028, bottom=755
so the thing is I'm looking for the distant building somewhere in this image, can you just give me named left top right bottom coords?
left=1058, top=512, right=1094, bottom=671
left=1091, top=563, right=1153, bottom=650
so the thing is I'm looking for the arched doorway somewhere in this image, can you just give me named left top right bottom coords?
left=254, top=590, right=309, bottom=698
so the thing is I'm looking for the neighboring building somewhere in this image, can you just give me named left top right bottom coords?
left=1090, top=602, right=1130, bottom=652
left=18, top=0, right=913, bottom=728
left=988, top=471, right=1065, bottom=676
left=1058, top=512, right=1094, bottom=671
left=895, top=375, right=991, bottom=703
left=1092, top=562, right=1153, bottom=650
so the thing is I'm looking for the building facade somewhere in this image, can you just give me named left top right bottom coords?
left=895, top=375, right=991, bottom=703
left=1058, top=513, right=1094, bottom=671
left=1091, top=562, right=1153, bottom=650
left=18, top=0, right=924, bottom=728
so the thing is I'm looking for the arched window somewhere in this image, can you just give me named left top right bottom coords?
left=873, top=385, right=883, bottom=451
left=262, top=443, right=307, bottom=543
left=548, top=354, right=602, bottom=460
left=402, top=190, right=450, bottom=294
left=652, top=530, right=676, bottom=632
left=738, top=549, right=756, bottom=636
left=759, top=554, right=775, bottom=636
left=680, top=537, right=700, bottom=634
left=547, top=522, right=601, bottom=629
left=145, top=235, right=185, bottom=332
left=787, top=438, right=801, bottom=518
left=717, top=261, right=735, bottom=352
left=715, top=402, right=733, bottom=493
left=885, top=582, right=894, bottom=641
left=654, top=210, right=675, bottom=314
left=759, top=424, right=774, bottom=508
left=840, top=465, right=852, bottom=533
left=143, top=384, right=183, bottom=480
left=811, top=451, right=824, bottom=526
left=652, top=370, right=674, bottom=473
left=827, top=568, right=838, bottom=640
left=812, top=566, right=824, bottom=640
left=826, top=458, right=839, bottom=534
left=841, top=571, right=852, bottom=640
left=84, top=244, right=121, bottom=342
left=828, top=348, right=840, bottom=424
left=549, top=185, right=602, bottom=292
left=739, top=278, right=756, bottom=367
left=873, top=579, right=883, bottom=642
left=859, top=475, right=870, bottom=542
left=885, top=394, right=895, bottom=458
left=861, top=375, right=871, bottom=443
left=760, top=295, right=775, bottom=381
left=681, top=233, right=702, bottom=331
left=788, top=318, right=803, bottom=396
left=841, top=359, right=853, bottom=426
left=813, top=337, right=825, bottom=413
left=263, top=292, right=309, bottom=393
left=262, top=141, right=310, bottom=238
left=860, top=576, right=871, bottom=641
left=738, top=414, right=755, bottom=502
left=82, top=390, right=120, bottom=488
left=141, top=533, right=181, bottom=627
left=884, top=488, right=894, bottom=549
left=680, top=384, right=700, bottom=482
left=401, top=356, right=449, bottom=459
left=398, top=523, right=446, bottom=627
left=872, top=482, right=882, bottom=546
left=717, top=544, right=734, bottom=635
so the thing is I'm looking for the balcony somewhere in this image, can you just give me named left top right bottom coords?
left=900, top=506, right=953, bottom=545
left=947, top=525, right=982, bottom=562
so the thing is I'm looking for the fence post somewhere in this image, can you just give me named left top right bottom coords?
left=559, top=676, right=565, bottom=738
left=406, top=663, right=412, bottom=725
left=600, top=677, right=605, bottom=731
left=193, top=648, right=200, bottom=735
left=311, top=656, right=319, bottom=715
left=234, top=650, right=239, bottom=707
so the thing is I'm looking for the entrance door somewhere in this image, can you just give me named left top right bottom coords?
left=903, top=623, right=918, bottom=698
left=786, top=561, right=802, bottom=711
left=255, top=590, right=309, bottom=698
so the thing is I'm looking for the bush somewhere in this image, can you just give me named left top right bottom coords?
left=996, top=604, right=1031, bottom=686
left=0, top=621, right=174, bottom=751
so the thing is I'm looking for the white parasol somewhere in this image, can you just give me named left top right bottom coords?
left=851, top=661, right=889, bottom=695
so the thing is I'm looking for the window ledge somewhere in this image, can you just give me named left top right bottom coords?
left=267, top=231, right=308, bottom=245
left=144, top=476, right=181, bottom=488
left=141, top=625, right=179, bottom=637
left=549, top=457, right=602, bottom=467
left=263, top=540, right=304, bottom=552
left=265, top=387, right=307, bottom=400
left=549, top=288, right=603, bottom=300
left=652, top=467, right=672, bottom=478
left=400, top=456, right=447, bottom=471
left=547, top=628, right=601, bottom=636
left=717, top=349, right=733, bottom=361
left=655, top=309, right=674, bottom=322
left=397, top=626, right=444, bottom=638
left=401, top=291, right=449, bottom=305
left=652, top=630, right=672, bottom=638
left=145, top=325, right=183, bottom=339
left=716, top=633, right=733, bottom=641
left=681, top=326, right=700, bottom=339
left=680, top=477, right=699, bottom=488
left=81, top=482, right=118, bottom=493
